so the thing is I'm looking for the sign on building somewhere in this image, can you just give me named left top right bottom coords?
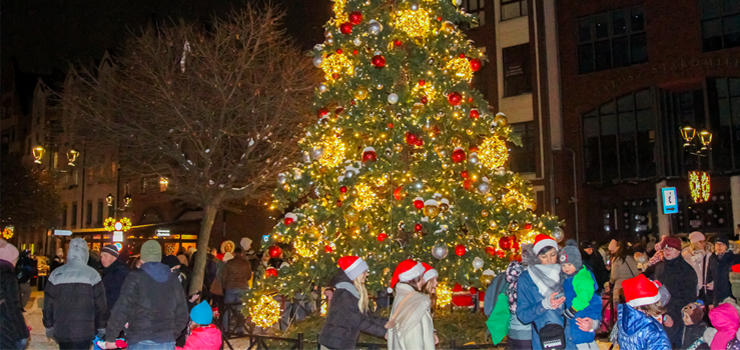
left=661, top=187, right=678, bottom=214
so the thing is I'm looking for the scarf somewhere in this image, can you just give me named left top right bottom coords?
left=390, top=284, right=431, bottom=340
left=335, top=282, right=359, bottom=299
left=647, top=242, right=665, bottom=269
left=528, top=264, right=562, bottom=296
left=505, top=261, right=524, bottom=313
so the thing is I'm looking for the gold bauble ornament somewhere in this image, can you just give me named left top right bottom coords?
left=394, top=143, right=404, bottom=152
left=481, top=210, right=490, bottom=217
left=489, top=220, right=498, bottom=229
left=354, top=86, right=369, bottom=100
left=442, top=21, right=456, bottom=33
left=411, top=103, right=424, bottom=115
left=345, top=208, right=360, bottom=221
left=509, top=220, right=520, bottom=232
left=440, top=203, right=450, bottom=212
left=494, top=112, right=508, bottom=126
left=481, top=274, right=494, bottom=286
left=423, top=205, right=440, bottom=218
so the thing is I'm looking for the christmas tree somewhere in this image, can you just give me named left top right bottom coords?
left=249, top=0, right=561, bottom=317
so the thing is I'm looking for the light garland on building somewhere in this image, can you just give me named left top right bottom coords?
left=689, top=171, right=711, bottom=203
left=478, top=136, right=509, bottom=169
left=251, top=295, right=281, bottom=328
left=393, top=8, right=431, bottom=38
left=2, top=226, right=14, bottom=240
left=436, top=283, right=452, bottom=307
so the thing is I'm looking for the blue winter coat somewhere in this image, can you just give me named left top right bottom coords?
left=516, top=270, right=575, bottom=350
left=616, top=303, right=671, bottom=350
left=563, top=269, right=602, bottom=345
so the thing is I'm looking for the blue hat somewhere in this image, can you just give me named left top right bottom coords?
left=190, top=301, right=212, bottom=325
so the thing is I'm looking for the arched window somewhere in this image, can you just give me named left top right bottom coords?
left=582, top=88, right=656, bottom=183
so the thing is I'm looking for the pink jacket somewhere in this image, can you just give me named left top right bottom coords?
left=176, top=325, right=222, bottom=350
left=709, top=303, right=739, bottom=350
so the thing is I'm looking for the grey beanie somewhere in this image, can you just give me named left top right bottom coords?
left=140, top=240, right=162, bottom=263
left=558, top=245, right=583, bottom=273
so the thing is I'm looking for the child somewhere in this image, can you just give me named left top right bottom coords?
left=176, top=301, right=222, bottom=350
left=708, top=301, right=739, bottom=350
left=558, top=243, right=602, bottom=350
left=616, top=274, right=671, bottom=350
left=681, top=300, right=709, bottom=349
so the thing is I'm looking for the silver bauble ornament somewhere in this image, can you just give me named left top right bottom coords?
left=326, top=37, right=334, bottom=45
left=468, top=153, right=479, bottom=164
left=353, top=37, right=362, bottom=46
left=432, top=244, right=449, bottom=260
left=345, top=169, right=357, bottom=179
left=318, top=83, right=328, bottom=93
left=313, top=55, right=323, bottom=68
left=311, top=146, right=325, bottom=160
left=277, top=173, right=287, bottom=184
left=472, top=257, right=484, bottom=270
left=302, top=152, right=311, bottom=163
left=368, top=20, right=382, bottom=35
left=410, top=3, right=419, bottom=10
left=477, top=182, right=491, bottom=194
left=552, top=227, right=564, bottom=242
left=388, top=93, right=399, bottom=104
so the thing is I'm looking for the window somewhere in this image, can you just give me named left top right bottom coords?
left=61, top=204, right=68, bottom=227
left=463, top=0, right=485, bottom=27
left=583, top=88, right=656, bottom=183
left=509, top=122, right=537, bottom=173
left=503, top=44, right=532, bottom=97
left=86, top=201, right=92, bottom=226
left=701, top=0, right=740, bottom=52
left=501, top=0, right=528, bottom=21
left=160, top=177, right=169, bottom=192
left=97, top=201, right=104, bottom=225
left=71, top=202, right=78, bottom=227
left=707, top=78, right=740, bottom=171
left=577, top=6, right=647, bottom=74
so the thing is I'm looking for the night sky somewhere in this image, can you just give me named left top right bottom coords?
left=2, top=0, right=331, bottom=74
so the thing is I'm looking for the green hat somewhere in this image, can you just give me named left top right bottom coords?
left=140, top=240, right=162, bottom=263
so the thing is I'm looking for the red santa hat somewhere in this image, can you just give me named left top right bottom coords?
left=422, top=262, right=437, bottom=282
left=622, top=274, right=661, bottom=308
left=533, top=234, right=558, bottom=254
left=338, top=256, right=368, bottom=281
left=390, top=259, right=425, bottom=289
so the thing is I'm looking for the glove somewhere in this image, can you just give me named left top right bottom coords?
left=564, top=306, right=577, bottom=319
left=96, top=328, right=106, bottom=339
left=45, top=327, right=54, bottom=339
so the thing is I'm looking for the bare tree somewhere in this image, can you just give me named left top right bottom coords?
left=64, top=4, right=317, bottom=294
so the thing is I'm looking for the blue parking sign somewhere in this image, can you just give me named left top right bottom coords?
left=661, top=187, right=678, bottom=214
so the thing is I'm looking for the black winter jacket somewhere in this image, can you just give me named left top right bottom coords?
left=643, top=255, right=697, bottom=346
left=102, top=260, right=130, bottom=312
left=711, top=251, right=740, bottom=306
left=582, top=249, right=609, bottom=289
left=0, top=260, right=29, bottom=349
left=319, top=268, right=387, bottom=350
left=104, top=261, right=188, bottom=345
left=43, top=238, right=108, bottom=343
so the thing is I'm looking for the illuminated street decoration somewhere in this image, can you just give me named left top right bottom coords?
left=689, top=171, right=710, bottom=203
left=104, top=217, right=132, bottom=232
left=2, top=226, right=14, bottom=240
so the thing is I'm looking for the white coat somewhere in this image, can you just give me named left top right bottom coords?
left=387, top=283, right=435, bottom=350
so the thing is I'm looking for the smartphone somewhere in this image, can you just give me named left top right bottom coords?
left=554, top=292, right=565, bottom=299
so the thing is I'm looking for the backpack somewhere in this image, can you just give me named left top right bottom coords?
left=16, top=256, right=32, bottom=283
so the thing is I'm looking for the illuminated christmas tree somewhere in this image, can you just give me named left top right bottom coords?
left=251, top=0, right=562, bottom=310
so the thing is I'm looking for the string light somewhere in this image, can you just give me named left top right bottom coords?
left=1, top=226, right=13, bottom=240
left=251, top=295, right=281, bottom=328
left=436, top=283, right=452, bottom=307
left=321, top=53, right=354, bottom=81
left=352, top=182, right=376, bottom=210
left=294, top=238, right=318, bottom=258
left=445, top=57, right=473, bottom=81
left=331, top=0, right=347, bottom=23
left=393, top=8, right=432, bottom=38
left=478, top=136, right=508, bottom=169
left=689, top=171, right=710, bottom=203
left=317, top=135, right=346, bottom=168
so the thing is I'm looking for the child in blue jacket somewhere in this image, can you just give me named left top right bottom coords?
left=559, top=243, right=602, bottom=350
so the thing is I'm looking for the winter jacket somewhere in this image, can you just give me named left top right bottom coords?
left=582, top=249, right=609, bottom=290
left=708, top=302, right=739, bottom=350
left=175, top=325, right=221, bottom=350
left=516, top=269, right=575, bottom=350
left=710, top=252, right=740, bottom=306
left=102, top=260, right=130, bottom=312
left=43, top=238, right=108, bottom=343
left=319, top=268, right=387, bottom=350
left=563, top=268, right=601, bottom=345
left=644, top=254, right=698, bottom=347
left=0, top=259, right=30, bottom=349
left=682, top=248, right=713, bottom=296
left=387, top=283, right=435, bottom=350
left=104, top=261, right=189, bottom=345
left=682, top=322, right=708, bottom=349
left=219, top=255, right=252, bottom=290
left=610, top=255, right=638, bottom=302
left=616, top=303, right=671, bottom=350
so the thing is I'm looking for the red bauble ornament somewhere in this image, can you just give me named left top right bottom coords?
left=268, top=245, right=282, bottom=258
left=336, top=49, right=343, bottom=54
left=415, top=138, right=424, bottom=146
left=405, top=132, right=418, bottom=145
left=317, top=107, right=329, bottom=118
left=437, top=16, right=442, bottom=21
left=332, top=73, right=340, bottom=79
left=413, top=199, right=425, bottom=209
left=448, top=92, right=462, bottom=105
left=377, top=233, right=388, bottom=242
left=460, top=53, right=466, bottom=58
left=463, top=179, right=472, bottom=190
left=499, top=236, right=513, bottom=250
left=387, top=123, right=394, bottom=129
left=325, top=245, right=333, bottom=253
left=284, top=217, right=294, bottom=226
left=485, top=246, right=496, bottom=256
left=394, top=40, right=402, bottom=46
left=340, top=186, right=348, bottom=193
left=468, top=97, right=474, bottom=103
left=352, top=49, right=358, bottom=55
left=455, top=244, right=466, bottom=256
left=362, top=148, right=377, bottom=162
left=335, top=106, right=344, bottom=114
left=337, top=200, right=342, bottom=207
left=461, top=170, right=469, bottom=179
left=421, top=96, right=428, bottom=104
left=512, top=240, right=520, bottom=252
left=470, top=58, right=482, bottom=71
left=371, top=55, right=386, bottom=68
left=510, top=253, right=522, bottom=262
left=415, top=223, right=423, bottom=232
left=451, top=148, right=466, bottom=163
left=340, top=22, right=353, bottom=35
left=393, top=186, right=405, bottom=201
left=524, top=223, right=533, bottom=230
left=349, top=11, right=363, bottom=25
left=419, top=79, right=426, bottom=86
left=496, top=250, right=506, bottom=258
left=469, top=145, right=479, bottom=152
left=470, top=109, right=480, bottom=119
left=265, top=268, right=278, bottom=278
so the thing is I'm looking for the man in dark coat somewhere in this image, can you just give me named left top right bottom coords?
left=643, top=236, right=698, bottom=349
left=710, top=234, right=740, bottom=307
left=581, top=240, right=609, bottom=292
left=0, top=241, right=29, bottom=350
left=43, top=238, right=108, bottom=350
left=100, top=245, right=129, bottom=313
left=104, top=240, right=188, bottom=349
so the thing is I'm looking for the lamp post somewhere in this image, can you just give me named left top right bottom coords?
left=106, top=192, right=132, bottom=220
left=680, top=124, right=713, bottom=203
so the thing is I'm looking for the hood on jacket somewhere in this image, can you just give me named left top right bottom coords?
left=619, top=303, right=655, bottom=336
left=709, top=303, right=739, bottom=350
left=330, top=267, right=352, bottom=287
left=140, top=261, right=172, bottom=283
left=189, top=325, right=222, bottom=349
left=67, top=238, right=89, bottom=264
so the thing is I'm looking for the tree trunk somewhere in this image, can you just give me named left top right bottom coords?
left=190, top=194, right=225, bottom=295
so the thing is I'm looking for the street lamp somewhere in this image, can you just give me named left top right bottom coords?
left=67, top=149, right=79, bottom=166
left=680, top=124, right=713, bottom=203
left=680, top=125, right=696, bottom=147
left=106, top=193, right=114, bottom=207
left=123, top=194, right=132, bottom=208
left=32, top=146, right=45, bottom=164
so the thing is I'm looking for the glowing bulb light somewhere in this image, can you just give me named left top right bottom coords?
left=317, top=135, right=346, bottom=168
left=689, top=171, right=710, bottom=203
left=352, top=182, right=376, bottom=210
left=294, top=238, right=318, bottom=258
left=436, top=283, right=452, bottom=307
left=251, top=295, right=281, bottom=328
left=445, top=57, right=474, bottom=81
left=321, top=53, right=354, bottom=81
left=478, top=136, right=509, bottom=169
left=393, top=8, right=431, bottom=38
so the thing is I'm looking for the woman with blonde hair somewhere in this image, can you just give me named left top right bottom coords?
left=682, top=231, right=713, bottom=304
left=421, top=262, right=438, bottom=314
left=319, top=256, right=388, bottom=350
